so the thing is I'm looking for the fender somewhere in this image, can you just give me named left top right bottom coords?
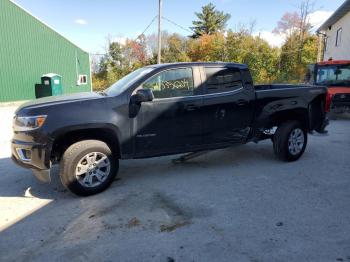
left=49, top=123, right=129, bottom=159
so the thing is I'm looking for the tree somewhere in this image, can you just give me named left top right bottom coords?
left=273, top=0, right=316, bottom=82
left=225, top=29, right=279, bottom=83
left=108, top=42, right=123, bottom=66
left=187, top=32, right=226, bottom=61
left=146, top=31, right=190, bottom=63
left=296, top=0, right=314, bottom=63
left=191, top=3, right=231, bottom=38
left=278, top=32, right=317, bottom=82
left=273, top=12, right=300, bottom=38
left=162, top=33, right=190, bottom=63
left=274, top=1, right=314, bottom=64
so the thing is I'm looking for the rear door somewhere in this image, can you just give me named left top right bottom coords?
left=133, top=66, right=204, bottom=156
left=200, top=66, right=255, bottom=145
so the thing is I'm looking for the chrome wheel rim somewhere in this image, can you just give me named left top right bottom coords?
left=75, top=152, right=111, bottom=188
left=288, top=128, right=304, bottom=155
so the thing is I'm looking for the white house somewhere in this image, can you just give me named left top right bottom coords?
left=318, top=0, right=350, bottom=61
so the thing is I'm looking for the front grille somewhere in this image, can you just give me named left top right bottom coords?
left=332, top=93, right=350, bottom=102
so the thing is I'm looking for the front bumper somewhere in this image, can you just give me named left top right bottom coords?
left=11, top=139, right=52, bottom=183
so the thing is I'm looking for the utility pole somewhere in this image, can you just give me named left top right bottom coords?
left=157, top=0, right=162, bottom=64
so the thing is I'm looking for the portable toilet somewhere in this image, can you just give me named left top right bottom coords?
left=41, top=73, right=63, bottom=96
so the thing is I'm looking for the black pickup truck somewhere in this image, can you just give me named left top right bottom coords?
left=12, top=62, right=328, bottom=196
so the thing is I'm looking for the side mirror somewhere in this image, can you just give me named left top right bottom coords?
left=131, top=88, right=154, bottom=104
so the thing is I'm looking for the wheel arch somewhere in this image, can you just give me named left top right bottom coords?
left=308, top=94, right=327, bottom=131
left=269, top=108, right=309, bottom=129
left=50, top=124, right=122, bottom=163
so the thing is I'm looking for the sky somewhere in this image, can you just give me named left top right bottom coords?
left=13, top=0, right=346, bottom=54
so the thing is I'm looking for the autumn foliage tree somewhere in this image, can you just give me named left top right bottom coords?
left=187, top=32, right=226, bottom=61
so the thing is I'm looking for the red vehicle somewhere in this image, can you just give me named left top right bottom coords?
left=307, top=60, right=350, bottom=113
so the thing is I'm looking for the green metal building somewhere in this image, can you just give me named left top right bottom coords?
left=0, top=0, right=91, bottom=102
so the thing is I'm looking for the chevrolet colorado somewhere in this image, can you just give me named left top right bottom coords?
left=12, top=62, right=328, bottom=196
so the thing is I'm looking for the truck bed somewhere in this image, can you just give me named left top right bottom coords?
left=255, top=84, right=327, bottom=99
left=252, top=84, right=327, bottom=131
left=255, top=84, right=316, bottom=91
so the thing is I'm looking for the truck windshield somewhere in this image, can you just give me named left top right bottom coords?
left=316, top=64, right=350, bottom=87
left=105, top=67, right=154, bottom=96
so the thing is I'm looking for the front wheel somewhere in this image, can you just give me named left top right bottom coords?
left=273, top=121, right=308, bottom=162
left=59, top=140, right=119, bottom=196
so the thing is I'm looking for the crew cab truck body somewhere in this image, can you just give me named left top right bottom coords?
left=307, top=60, right=350, bottom=113
left=12, top=62, right=328, bottom=196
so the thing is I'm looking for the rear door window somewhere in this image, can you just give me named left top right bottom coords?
left=204, top=67, right=243, bottom=94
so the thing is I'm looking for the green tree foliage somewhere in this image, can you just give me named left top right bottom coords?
left=191, top=3, right=231, bottom=38
left=225, top=30, right=279, bottom=83
left=278, top=33, right=318, bottom=83
left=108, top=42, right=123, bottom=66
left=161, top=34, right=191, bottom=63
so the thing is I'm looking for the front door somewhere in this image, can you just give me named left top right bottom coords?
left=133, top=67, right=203, bottom=156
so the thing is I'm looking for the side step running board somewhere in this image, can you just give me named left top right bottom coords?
left=172, top=151, right=210, bottom=164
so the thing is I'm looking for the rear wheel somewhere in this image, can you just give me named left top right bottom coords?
left=59, top=140, right=118, bottom=196
left=273, top=121, right=307, bottom=162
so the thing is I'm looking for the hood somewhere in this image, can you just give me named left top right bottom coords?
left=327, top=87, right=350, bottom=96
left=17, top=92, right=103, bottom=112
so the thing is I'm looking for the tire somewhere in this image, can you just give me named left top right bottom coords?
left=273, top=121, right=308, bottom=162
left=59, top=140, right=119, bottom=196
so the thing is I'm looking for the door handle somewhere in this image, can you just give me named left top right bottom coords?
left=185, top=104, right=198, bottom=111
left=237, top=99, right=248, bottom=106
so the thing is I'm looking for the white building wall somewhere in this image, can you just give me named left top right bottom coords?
left=323, top=11, right=350, bottom=60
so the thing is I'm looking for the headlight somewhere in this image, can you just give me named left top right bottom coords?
left=13, top=115, right=47, bottom=131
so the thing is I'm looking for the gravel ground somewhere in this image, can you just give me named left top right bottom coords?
left=0, top=106, right=349, bottom=262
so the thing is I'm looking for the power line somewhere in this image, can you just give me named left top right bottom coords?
left=91, top=15, right=158, bottom=56
left=162, top=16, right=194, bottom=34
left=136, top=15, right=158, bottom=40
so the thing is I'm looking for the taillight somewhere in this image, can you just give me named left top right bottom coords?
left=325, top=91, right=332, bottom=112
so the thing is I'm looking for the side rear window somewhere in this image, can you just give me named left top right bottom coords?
left=204, top=67, right=243, bottom=94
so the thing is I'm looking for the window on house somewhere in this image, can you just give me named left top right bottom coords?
left=336, top=28, right=342, bottom=46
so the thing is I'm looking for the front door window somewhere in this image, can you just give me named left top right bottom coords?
left=142, top=68, right=194, bottom=98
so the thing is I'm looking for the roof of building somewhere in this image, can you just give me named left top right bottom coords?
left=318, top=0, right=350, bottom=32
left=317, top=60, right=350, bottom=65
